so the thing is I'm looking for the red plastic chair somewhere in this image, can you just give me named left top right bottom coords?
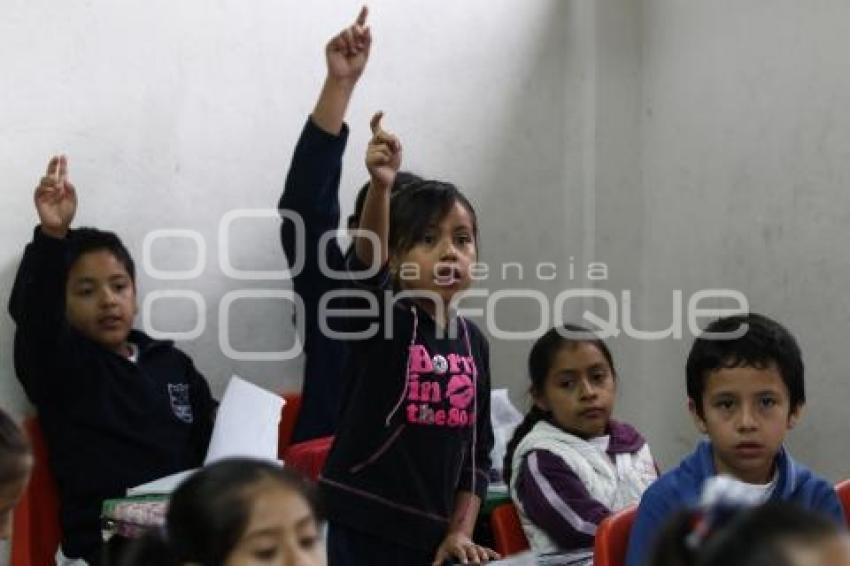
left=490, top=502, right=530, bottom=556
left=593, top=504, right=637, bottom=566
left=277, top=392, right=302, bottom=457
left=835, top=479, right=850, bottom=526
left=284, top=436, right=334, bottom=481
left=11, top=417, right=62, bottom=566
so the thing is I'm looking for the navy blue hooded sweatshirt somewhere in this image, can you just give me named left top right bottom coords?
left=624, top=440, right=843, bottom=566
left=319, top=256, right=494, bottom=556
left=9, top=228, right=216, bottom=561
left=278, top=117, right=351, bottom=442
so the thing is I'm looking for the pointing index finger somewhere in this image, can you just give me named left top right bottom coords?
left=46, top=155, right=59, bottom=178
left=356, top=5, right=368, bottom=27
left=370, top=111, right=384, bottom=135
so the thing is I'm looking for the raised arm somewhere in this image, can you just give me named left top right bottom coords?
left=355, top=111, right=401, bottom=268
left=9, top=156, right=79, bottom=399
left=312, top=6, right=372, bottom=135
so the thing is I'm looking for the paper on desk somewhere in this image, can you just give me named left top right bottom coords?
left=204, top=375, right=284, bottom=464
left=128, top=375, right=284, bottom=496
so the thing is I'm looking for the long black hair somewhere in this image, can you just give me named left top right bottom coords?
left=119, top=458, right=322, bottom=565
left=502, top=324, right=616, bottom=485
left=388, top=179, right=479, bottom=260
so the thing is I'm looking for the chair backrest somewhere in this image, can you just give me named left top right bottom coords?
left=283, top=435, right=334, bottom=481
left=490, top=502, right=530, bottom=557
left=11, top=417, right=62, bottom=566
left=593, top=504, right=638, bottom=566
left=835, top=479, right=850, bottom=526
left=277, top=392, right=302, bottom=457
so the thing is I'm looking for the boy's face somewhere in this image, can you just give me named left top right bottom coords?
left=65, top=249, right=137, bottom=355
left=690, top=363, right=801, bottom=484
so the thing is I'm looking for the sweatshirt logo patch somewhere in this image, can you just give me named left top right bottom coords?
left=168, top=383, right=194, bottom=423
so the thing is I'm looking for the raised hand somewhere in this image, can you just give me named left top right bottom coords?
left=326, top=6, right=372, bottom=86
left=366, top=111, right=402, bottom=190
left=34, top=155, right=77, bottom=238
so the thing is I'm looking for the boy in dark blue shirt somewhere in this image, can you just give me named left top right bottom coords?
left=9, top=155, right=216, bottom=564
left=625, top=313, right=843, bottom=566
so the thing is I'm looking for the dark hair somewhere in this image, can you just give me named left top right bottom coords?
left=686, top=312, right=804, bottom=418
left=348, top=171, right=423, bottom=229
left=0, top=409, right=31, bottom=486
left=502, top=324, right=616, bottom=485
left=388, top=179, right=479, bottom=259
left=119, top=458, right=323, bottom=566
left=650, top=502, right=843, bottom=566
left=66, top=227, right=136, bottom=283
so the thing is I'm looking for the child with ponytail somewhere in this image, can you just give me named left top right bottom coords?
left=119, top=458, right=324, bottom=566
left=504, top=324, right=657, bottom=564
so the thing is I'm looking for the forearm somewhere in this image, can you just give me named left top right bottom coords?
left=447, top=491, right=481, bottom=538
left=311, top=77, right=357, bottom=136
left=354, top=181, right=389, bottom=267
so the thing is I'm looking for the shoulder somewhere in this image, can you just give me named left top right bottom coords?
left=608, top=420, right=649, bottom=453
left=784, top=453, right=839, bottom=499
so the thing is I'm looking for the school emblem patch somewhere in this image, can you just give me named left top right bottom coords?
left=167, top=383, right=194, bottom=423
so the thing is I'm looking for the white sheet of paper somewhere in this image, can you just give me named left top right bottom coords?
left=127, top=469, right=197, bottom=496
left=204, top=375, right=284, bottom=465
left=127, top=375, right=284, bottom=495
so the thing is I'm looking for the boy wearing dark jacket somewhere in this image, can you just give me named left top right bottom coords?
left=9, top=155, right=216, bottom=564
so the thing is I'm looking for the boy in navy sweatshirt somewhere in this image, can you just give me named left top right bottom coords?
left=625, top=312, right=843, bottom=566
left=9, top=155, right=216, bottom=565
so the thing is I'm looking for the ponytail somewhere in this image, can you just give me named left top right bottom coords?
left=502, top=405, right=548, bottom=486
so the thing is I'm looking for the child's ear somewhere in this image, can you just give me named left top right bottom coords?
left=532, top=391, right=550, bottom=413
left=787, top=403, right=804, bottom=429
left=688, top=398, right=708, bottom=434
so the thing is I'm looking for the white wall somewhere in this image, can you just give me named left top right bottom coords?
left=0, top=1, right=575, bottom=560
left=5, top=0, right=850, bottom=561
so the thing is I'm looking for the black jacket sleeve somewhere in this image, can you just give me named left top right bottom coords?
left=8, top=227, right=80, bottom=402
left=278, top=117, right=350, bottom=313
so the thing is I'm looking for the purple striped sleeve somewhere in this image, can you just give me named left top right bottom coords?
left=515, top=449, right=612, bottom=549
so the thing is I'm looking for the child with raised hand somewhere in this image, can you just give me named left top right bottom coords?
left=119, top=458, right=325, bottom=566
left=0, top=408, right=32, bottom=540
left=503, top=324, right=657, bottom=564
left=278, top=6, right=421, bottom=443
left=319, top=114, right=498, bottom=566
left=625, top=313, right=844, bottom=566
left=9, top=156, right=216, bottom=565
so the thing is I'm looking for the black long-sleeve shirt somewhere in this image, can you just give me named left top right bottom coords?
left=319, top=256, right=493, bottom=555
left=9, top=228, right=215, bottom=560
left=278, top=117, right=351, bottom=442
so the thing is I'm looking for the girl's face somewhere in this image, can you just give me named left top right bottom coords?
left=391, top=201, right=477, bottom=312
left=0, top=456, right=32, bottom=540
left=534, top=342, right=616, bottom=439
left=225, top=483, right=324, bottom=566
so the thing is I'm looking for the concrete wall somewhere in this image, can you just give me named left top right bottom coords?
left=4, top=0, right=850, bottom=561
